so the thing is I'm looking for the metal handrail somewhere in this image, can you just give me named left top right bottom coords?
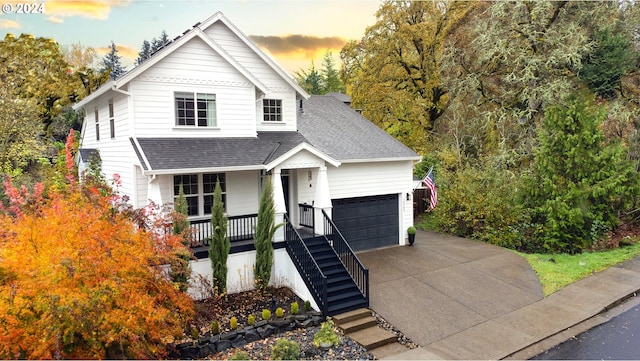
left=283, top=214, right=328, bottom=315
left=322, top=210, right=369, bottom=304
left=189, top=214, right=258, bottom=247
left=298, top=203, right=315, bottom=230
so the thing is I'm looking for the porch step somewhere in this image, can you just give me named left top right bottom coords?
left=333, top=308, right=402, bottom=354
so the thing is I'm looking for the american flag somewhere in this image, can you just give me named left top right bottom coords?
left=422, top=168, right=438, bottom=210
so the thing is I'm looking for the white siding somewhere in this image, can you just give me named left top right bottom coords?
left=204, top=22, right=298, bottom=131
left=226, top=170, right=260, bottom=215
left=79, top=93, right=136, bottom=202
left=328, top=161, right=416, bottom=245
left=130, top=37, right=259, bottom=138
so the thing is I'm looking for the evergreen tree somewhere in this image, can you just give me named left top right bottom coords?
left=209, top=178, right=229, bottom=293
left=170, top=184, right=192, bottom=292
left=321, top=51, right=345, bottom=93
left=580, top=27, right=637, bottom=99
left=101, top=41, right=126, bottom=80
left=136, top=40, right=151, bottom=65
left=526, top=95, right=636, bottom=254
left=151, top=30, right=170, bottom=53
left=295, top=61, right=323, bottom=95
left=254, top=177, right=282, bottom=290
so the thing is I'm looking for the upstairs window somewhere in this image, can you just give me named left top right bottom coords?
left=263, top=99, right=282, bottom=122
left=94, top=107, right=100, bottom=140
left=108, top=99, right=115, bottom=139
left=174, top=173, right=226, bottom=217
left=175, top=92, right=217, bottom=127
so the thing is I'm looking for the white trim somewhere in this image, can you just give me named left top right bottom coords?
left=265, top=142, right=341, bottom=171
left=339, top=156, right=422, bottom=163
left=143, top=164, right=265, bottom=176
left=131, top=137, right=152, bottom=171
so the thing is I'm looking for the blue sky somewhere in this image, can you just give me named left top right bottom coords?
left=0, top=0, right=381, bottom=73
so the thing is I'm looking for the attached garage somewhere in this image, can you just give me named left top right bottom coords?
left=332, top=194, right=399, bottom=251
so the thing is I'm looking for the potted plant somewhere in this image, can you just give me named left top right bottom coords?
left=313, top=317, right=339, bottom=350
left=407, top=226, right=416, bottom=246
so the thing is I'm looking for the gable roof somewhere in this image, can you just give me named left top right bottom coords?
left=73, top=11, right=308, bottom=110
left=297, top=95, right=420, bottom=162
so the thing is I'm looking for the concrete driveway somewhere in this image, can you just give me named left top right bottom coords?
left=357, top=230, right=544, bottom=348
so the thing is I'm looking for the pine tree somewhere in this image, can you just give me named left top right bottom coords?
left=295, top=61, right=323, bottom=95
left=170, top=184, right=192, bottom=292
left=321, top=51, right=345, bottom=93
left=254, top=177, right=282, bottom=290
left=209, top=178, right=229, bottom=293
left=136, top=40, right=151, bottom=65
left=151, top=30, right=170, bottom=53
left=101, top=41, right=126, bottom=80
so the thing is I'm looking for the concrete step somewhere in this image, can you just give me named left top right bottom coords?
left=370, top=342, right=410, bottom=359
left=338, top=316, right=378, bottom=333
left=332, top=308, right=370, bottom=325
left=348, top=325, right=397, bottom=350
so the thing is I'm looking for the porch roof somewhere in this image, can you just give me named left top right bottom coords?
left=130, top=132, right=308, bottom=173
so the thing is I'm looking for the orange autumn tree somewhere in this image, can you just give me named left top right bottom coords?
left=0, top=131, right=193, bottom=359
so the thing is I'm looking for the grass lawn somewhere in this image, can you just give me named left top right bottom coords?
left=516, top=238, right=640, bottom=296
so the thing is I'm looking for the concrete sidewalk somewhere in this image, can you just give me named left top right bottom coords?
left=357, top=231, right=640, bottom=360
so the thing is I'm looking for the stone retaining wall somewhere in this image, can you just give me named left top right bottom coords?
left=168, top=312, right=324, bottom=359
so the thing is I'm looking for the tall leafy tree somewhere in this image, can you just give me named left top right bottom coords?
left=209, top=178, right=229, bottom=293
left=254, top=177, right=281, bottom=290
left=526, top=95, right=636, bottom=254
left=340, top=0, right=474, bottom=152
left=101, top=41, right=126, bottom=80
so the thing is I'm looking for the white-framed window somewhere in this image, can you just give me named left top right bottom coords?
left=263, top=99, right=282, bottom=122
left=108, top=99, right=115, bottom=139
left=94, top=107, right=100, bottom=140
left=173, top=173, right=226, bottom=216
left=175, top=92, right=217, bottom=127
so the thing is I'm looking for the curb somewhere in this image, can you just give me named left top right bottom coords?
left=503, top=289, right=640, bottom=360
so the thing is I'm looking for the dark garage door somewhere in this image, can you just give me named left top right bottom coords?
left=332, top=194, right=399, bottom=251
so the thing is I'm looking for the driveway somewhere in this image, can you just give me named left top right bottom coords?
left=357, top=230, right=543, bottom=347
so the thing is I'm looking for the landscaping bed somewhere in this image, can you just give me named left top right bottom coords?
left=170, top=287, right=374, bottom=360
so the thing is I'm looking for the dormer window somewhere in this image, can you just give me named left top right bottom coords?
left=175, top=92, right=217, bottom=127
left=263, top=99, right=282, bottom=122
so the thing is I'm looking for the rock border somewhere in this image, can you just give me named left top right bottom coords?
left=168, top=311, right=324, bottom=359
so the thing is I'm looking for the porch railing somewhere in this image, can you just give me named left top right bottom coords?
left=322, top=210, right=369, bottom=304
left=189, top=214, right=258, bottom=247
left=298, top=203, right=314, bottom=230
left=283, top=214, right=328, bottom=315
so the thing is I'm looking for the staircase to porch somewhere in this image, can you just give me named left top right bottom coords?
left=284, top=207, right=369, bottom=316
left=303, top=236, right=368, bottom=315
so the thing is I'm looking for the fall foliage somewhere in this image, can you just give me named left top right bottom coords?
left=0, top=132, right=193, bottom=359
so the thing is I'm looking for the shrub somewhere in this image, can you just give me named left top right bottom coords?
left=230, top=350, right=250, bottom=360
left=407, top=226, right=416, bottom=235
left=0, top=138, right=194, bottom=359
left=254, top=178, right=282, bottom=289
left=209, top=178, right=229, bottom=293
left=275, top=307, right=284, bottom=318
left=270, top=338, right=300, bottom=360
left=210, top=320, right=220, bottom=335
left=304, top=300, right=312, bottom=312
left=261, top=309, right=271, bottom=321
left=247, top=314, right=255, bottom=326
left=313, top=317, right=339, bottom=348
left=290, top=301, right=299, bottom=315
left=230, top=316, right=238, bottom=330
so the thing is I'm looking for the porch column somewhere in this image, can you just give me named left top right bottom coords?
left=146, top=176, right=163, bottom=207
left=271, top=167, right=286, bottom=242
left=313, top=165, right=332, bottom=235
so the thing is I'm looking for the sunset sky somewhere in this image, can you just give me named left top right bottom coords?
left=0, top=0, right=381, bottom=74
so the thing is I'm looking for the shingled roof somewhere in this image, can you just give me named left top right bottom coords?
left=128, top=95, right=419, bottom=173
left=297, top=95, right=419, bottom=162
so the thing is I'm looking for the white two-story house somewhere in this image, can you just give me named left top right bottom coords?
left=73, top=12, right=420, bottom=315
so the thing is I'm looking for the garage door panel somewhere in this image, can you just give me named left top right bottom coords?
left=332, top=194, right=399, bottom=251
